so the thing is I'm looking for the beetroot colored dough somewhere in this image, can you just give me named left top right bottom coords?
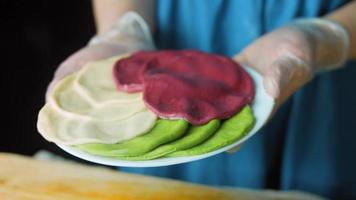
left=113, top=50, right=255, bottom=125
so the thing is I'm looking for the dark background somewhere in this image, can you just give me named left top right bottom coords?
left=1, top=0, right=95, bottom=159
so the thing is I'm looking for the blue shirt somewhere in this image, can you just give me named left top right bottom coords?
left=122, top=1, right=356, bottom=199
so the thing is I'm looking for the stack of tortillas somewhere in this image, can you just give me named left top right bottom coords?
left=37, top=50, right=256, bottom=160
left=38, top=55, right=157, bottom=145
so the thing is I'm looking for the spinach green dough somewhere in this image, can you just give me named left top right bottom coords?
left=167, top=105, right=254, bottom=157
left=76, top=119, right=188, bottom=157
left=116, top=119, right=221, bottom=160
left=77, top=105, right=254, bottom=159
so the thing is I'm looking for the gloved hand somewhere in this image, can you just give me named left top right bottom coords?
left=235, top=18, right=349, bottom=106
left=228, top=18, right=349, bottom=153
left=46, top=12, right=155, bottom=100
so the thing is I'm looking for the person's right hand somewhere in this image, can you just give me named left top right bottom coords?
left=46, top=12, right=155, bottom=100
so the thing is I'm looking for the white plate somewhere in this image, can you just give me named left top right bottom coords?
left=57, top=66, right=275, bottom=167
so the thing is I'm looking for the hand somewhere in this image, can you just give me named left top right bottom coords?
left=228, top=19, right=349, bottom=153
left=235, top=18, right=349, bottom=107
left=46, top=12, right=155, bottom=100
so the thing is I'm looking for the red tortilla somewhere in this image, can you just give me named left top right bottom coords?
left=113, top=50, right=254, bottom=125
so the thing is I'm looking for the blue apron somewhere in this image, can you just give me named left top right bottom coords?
left=122, top=0, right=356, bottom=199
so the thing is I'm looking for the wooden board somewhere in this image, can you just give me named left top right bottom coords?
left=0, top=153, right=239, bottom=200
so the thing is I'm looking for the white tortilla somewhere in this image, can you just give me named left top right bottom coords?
left=37, top=56, right=157, bottom=145
left=74, top=55, right=142, bottom=104
left=38, top=104, right=156, bottom=145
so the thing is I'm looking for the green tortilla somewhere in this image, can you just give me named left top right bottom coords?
left=77, top=105, right=254, bottom=159
left=116, top=119, right=221, bottom=160
left=76, top=119, right=188, bottom=157
left=167, top=105, right=254, bottom=157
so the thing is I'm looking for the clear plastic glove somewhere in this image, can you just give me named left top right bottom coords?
left=46, top=12, right=155, bottom=100
left=235, top=18, right=349, bottom=106
left=228, top=18, right=349, bottom=153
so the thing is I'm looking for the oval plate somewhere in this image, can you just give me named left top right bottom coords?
left=57, top=66, right=275, bottom=167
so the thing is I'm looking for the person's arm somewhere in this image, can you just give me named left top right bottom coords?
left=93, top=0, right=156, bottom=34
left=327, top=1, right=356, bottom=59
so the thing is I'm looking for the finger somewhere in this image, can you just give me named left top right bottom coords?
left=263, top=56, right=296, bottom=109
left=226, top=144, right=243, bottom=153
left=265, top=55, right=312, bottom=107
left=261, top=57, right=297, bottom=117
left=233, top=52, right=248, bottom=65
left=263, top=69, right=281, bottom=101
left=235, top=52, right=281, bottom=117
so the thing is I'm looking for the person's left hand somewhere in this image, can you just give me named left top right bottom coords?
left=234, top=28, right=313, bottom=107
left=235, top=18, right=349, bottom=107
left=228, top=19, right=349, bottom=153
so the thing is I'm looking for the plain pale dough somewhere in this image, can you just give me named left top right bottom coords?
left=37, top=56, right=157, bottom=145
left=74, top=55, right=142, bottom=104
